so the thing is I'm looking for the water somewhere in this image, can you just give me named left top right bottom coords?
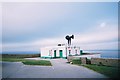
left=1, top=50, right=119, bottom=59
left=83, top=50, right=119, bottom=59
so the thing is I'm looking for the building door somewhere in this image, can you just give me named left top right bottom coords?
left=59, top=50, right=63, bottom=58
left=54, top=50, right=56, bottom=58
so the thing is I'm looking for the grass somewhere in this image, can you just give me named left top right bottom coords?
left=22, top=60, right=52, bottom=66
left=83, top=64, right=119, bottom=78
left=72, top=58, right=81, bottom=64
left=2, top=57, right=25, bottom=62
left=71, top=58, right=119, bottom=78
left=1, top=57, right=52, bottom=66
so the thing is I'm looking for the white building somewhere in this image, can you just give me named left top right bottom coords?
left=40, top=44, right=80, bottom=59
left=40, top=44, right=101, bottom=59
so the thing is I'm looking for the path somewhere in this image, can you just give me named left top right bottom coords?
left=2, top=58, right=108, bottom=78
left=49, top=58, right=108, bottom=78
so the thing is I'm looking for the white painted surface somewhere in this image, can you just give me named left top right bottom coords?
left=40, top=45, right=80, bottom=58
left=75, top=54, right=101, bottom=59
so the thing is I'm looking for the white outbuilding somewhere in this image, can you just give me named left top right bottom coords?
left=40, top=44, right=81, bottom=59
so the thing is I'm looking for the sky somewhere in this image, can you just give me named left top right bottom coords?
left=1, top=2, right=119, bottom=52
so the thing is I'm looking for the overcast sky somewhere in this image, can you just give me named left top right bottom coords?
left=1, top=2, right=118, bottom=52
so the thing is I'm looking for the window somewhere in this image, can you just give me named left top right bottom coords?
left=75, top=49, right=78, bottom=55
left=69, top=50, right=71, bottom=55
left=75, top=50, right=77, bottom=54
left=49, top=50, right=52, bottom=56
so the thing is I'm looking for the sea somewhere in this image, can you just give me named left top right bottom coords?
left=83, top=50, right=119, bottom=59
left=1, top=50, right=119, bottom=59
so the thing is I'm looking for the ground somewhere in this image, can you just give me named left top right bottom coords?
left=1, top=58, right=108, bottom=78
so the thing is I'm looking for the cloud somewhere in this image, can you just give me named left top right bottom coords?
left=1, top=0, right=119, bottom=2
left=33, top=22, right=118, bottom=49
left=3, top=2, right=118, bottom=43
left=2, top=2, right=118, bottom=52
left=2, top=2, right=71, bottom=38
left=0, top=3, right=2, bottom=39
left=0, top=3, right=2, bottom=53
left=80, top=41, right=118, bottom=50
left=3, top=22, right=118, bottom=51
left=73, top=22, right=118, bottom=44
left=100, top=22, right=106, bottom=28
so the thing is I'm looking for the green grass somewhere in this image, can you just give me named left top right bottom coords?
left=2, top=57, right=52, bottom=66
left=22, top=60, right=52, bottom=66
left=72, top=59, right=81, bottom=64
left=83, top=64, right=119, bottom=78
left=70, top=58, right=119, bottom=78
left=2, top=57, right=25, bottom=62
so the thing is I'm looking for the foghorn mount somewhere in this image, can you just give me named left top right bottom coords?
left=65, top=35, right=74, bottom=46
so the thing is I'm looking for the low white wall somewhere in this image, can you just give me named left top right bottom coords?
left=74, top=54, right=101, bottom=59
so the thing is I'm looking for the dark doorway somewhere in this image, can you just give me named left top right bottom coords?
left=54, top=50, right=56, bottom=58
left=59, top=50, right=63, bottom=58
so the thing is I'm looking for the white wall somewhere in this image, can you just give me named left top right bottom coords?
left=78, top=54, right=101, bottom=59
left=40, top=47, right=52, bottom=57
left=55, top=46, right=66, bottom=57
left=40, top=46, right=81, bottom=58
left=66, top=46, right=80, bottom=56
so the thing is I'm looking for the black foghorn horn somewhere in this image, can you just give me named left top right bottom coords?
left=65, top=35, right=74, bottom=46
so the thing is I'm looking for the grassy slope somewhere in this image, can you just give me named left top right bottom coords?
left=1, top=57, right=52, bottom=66
left=83, top=64, right=119, bottom=78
